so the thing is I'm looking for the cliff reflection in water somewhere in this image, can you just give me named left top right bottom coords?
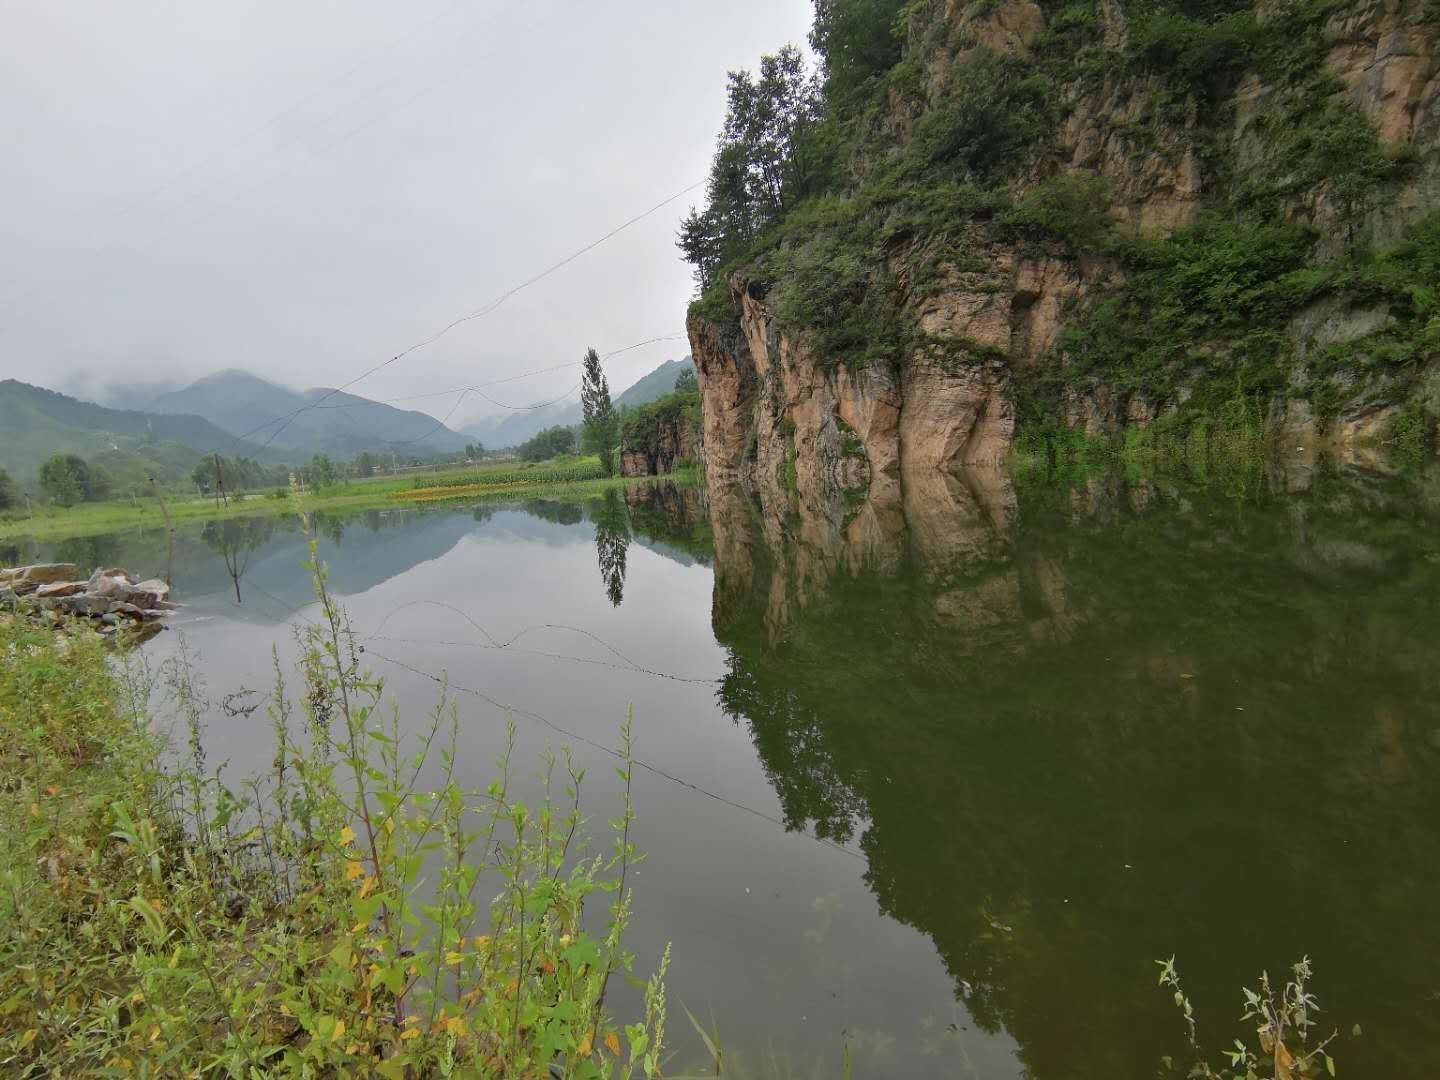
left=701, top=463, right=1440, bottom=1079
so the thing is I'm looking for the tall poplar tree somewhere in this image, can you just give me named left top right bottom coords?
left=580, top=347, right=618, bottom=475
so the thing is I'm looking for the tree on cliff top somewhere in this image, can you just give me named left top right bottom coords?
left=678, top=43, right=822, bottom=290
left=580, top=347, right=618, bottom=475
left=810, top=0, right=908, bottom=106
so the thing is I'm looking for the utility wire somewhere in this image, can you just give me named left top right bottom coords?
left=218, top=572, right=863, bottom=862
left=332, top=380, right=581, bottom=451
left=360, top=598, right=721, bottom=683
left=209, top=180, right=703, bottom=460
left=305, top=334, right=688, bottom=411
left=279, top=325, right=685, bottom=452
left=365, top=647, right=866, bottom=864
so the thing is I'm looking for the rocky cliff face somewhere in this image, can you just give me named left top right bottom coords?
left=618, top=402, right=702, bottom=477
left=688, top=0, right=1440, bottom=498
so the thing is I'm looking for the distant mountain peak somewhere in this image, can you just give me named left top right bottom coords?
left=193, top=368, right=283, bottom=387
left=151, top=367, right=468, bottom=456
left=460, top=355, right=694, bottom=448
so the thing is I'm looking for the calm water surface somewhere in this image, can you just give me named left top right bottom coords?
left=11, top=463, right=1440, bottom=1077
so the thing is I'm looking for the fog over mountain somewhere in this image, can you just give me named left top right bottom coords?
left=150, top=369, right=471, bottom=455
left=0, top=2, right=812, bottom=421
left=461, top=356, right=694, bottom=447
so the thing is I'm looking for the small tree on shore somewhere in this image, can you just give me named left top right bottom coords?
left=580, top=347, right=618, bottom=475
left=0, top=467, right=17, bottom=511
left=39, top=453, right=93, bottom=507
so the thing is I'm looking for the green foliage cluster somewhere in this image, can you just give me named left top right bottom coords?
left=999, top=173, right=1114, bottom=248
left=518, top=424, right=579, bottom=462
left=191, top=454, right=292, bottom=494
left=619, top=391, right=701, bottom=454
left=809, top=0, right=911, bottom=106
left=1022, top=208, right=1440, bottom=456
left=680, top=0, right=1427, bottom=445
left=38, top=453, right=110, bottom=508
left=301, top=452, right=340, bottom=490
left=0, top=513, right=670, bottom=1077
left=0, top=467, right=17, bottom=511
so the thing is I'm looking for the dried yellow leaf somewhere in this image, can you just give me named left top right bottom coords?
left=603, top=1031, right=621, bottom=1056
left=345, top=861, right=364, bottom=881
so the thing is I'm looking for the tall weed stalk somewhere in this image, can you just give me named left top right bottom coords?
left=0, top=487, right=668, bottom=1077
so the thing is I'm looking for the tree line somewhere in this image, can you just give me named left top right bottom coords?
left=0, top=349, right=636, bottom=512
left=676, top=0, right=909, bottom=291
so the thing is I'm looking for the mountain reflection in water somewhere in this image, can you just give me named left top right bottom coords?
left=15, top=463, right=1440, bottom=1077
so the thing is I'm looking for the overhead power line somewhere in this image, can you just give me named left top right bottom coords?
left=207, top=181, right=703, bottom=460
left=365, top=647, right=866, bottom=864
left=306, top=334, right=689, bottom=412
left=209, top=588, right=864, bottom=863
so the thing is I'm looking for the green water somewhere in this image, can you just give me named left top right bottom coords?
left=11, top=462, right=1440, bottom=1076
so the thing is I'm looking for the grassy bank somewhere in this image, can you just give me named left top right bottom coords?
left=0, top=458, right=648, bottom=543
left=0, top=517, right=669, bottom=1076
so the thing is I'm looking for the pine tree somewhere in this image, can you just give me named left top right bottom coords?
left=580, top=347, right=618, bottom=476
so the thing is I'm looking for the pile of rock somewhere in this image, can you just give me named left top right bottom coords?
left=0, top=563, right=177, bottom=640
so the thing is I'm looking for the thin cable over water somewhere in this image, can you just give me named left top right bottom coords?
left=364, top=647, right=865, bottom=864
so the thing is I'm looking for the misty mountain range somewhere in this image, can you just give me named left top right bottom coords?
left=0, top=356, right=694, bottom=485
left=459, top=356, right=694, bottom=447
left=150, top=370, right=472, bottom=456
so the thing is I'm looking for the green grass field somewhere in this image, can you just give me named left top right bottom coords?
left=0, top=457, right=651, bottom=542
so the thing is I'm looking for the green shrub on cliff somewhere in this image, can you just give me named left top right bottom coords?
left=620, top=390, right=701, bottom=453
left=680, top=0, right=1433, bottom=447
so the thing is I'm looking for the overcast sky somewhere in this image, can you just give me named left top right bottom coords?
left=0, top=0, right=813, bottom=424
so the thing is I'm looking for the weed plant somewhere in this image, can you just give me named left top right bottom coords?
left=0, top=490, right=668, bottom=1077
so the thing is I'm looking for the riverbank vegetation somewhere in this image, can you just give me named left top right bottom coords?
left=0, top=509, right=669, bottom=1076
left=0, top=458, right=647, bottom=543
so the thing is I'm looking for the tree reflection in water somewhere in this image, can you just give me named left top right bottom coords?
left=201, top=518, right=279, bottom=604
left=591, top=489, right=631, bottom=608
left=697, top=461, right=1440, bottom=1079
